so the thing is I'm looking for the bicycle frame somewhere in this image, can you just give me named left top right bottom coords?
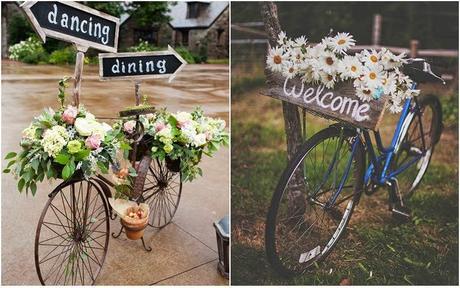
left=362, top=83, right=426, bottom=186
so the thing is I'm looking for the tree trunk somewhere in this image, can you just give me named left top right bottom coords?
left=261, top=2, right=306, bottom=216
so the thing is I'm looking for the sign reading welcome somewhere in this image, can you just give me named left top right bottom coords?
left=99, top=46, right=187, bottom=82
left=21, top=1, right=119, bottom=52
left=263, top=74, right=388, bottom=130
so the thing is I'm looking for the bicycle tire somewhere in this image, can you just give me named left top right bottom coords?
left=265, top=125, right=364, bottom=277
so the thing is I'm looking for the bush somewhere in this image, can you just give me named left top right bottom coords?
left=48, top=46, right=77, bottom=65
left=8, top=36, right=49, bottom=64
left=175, top=46, right=196, bottom=64
left=127, top=40, right=157, bottom=52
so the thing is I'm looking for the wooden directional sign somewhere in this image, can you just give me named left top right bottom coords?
left=262, top=73, right=388, bottom=131
left=21, top=1, right=120, bottom=52
left=98, top=46, right=187, bottom=82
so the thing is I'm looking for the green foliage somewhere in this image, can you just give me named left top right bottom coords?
left=8, top=14, right=34, bottom=46
left=174, top=46, right=196, bottom=64
left=48, top=46, right=77, bottom=65
left=8, top=36, right=49, bottom=64
left=58, top=76, right=71, bottom=107
left=85, top=2, right=124, bottom=17
left=441, top=91, right=458, bottom=128
left=126, top=2, right=172, bottom=29
left=126, top=40, right=157, bottom=52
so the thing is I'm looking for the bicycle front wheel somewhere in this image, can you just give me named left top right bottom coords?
left=265, top=125, right=364, bottom=277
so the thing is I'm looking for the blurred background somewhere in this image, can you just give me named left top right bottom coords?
left=231, top=1, right=458, bottom=285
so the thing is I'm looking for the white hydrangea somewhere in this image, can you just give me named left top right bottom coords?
left=41, top=126, right=69, bottom=157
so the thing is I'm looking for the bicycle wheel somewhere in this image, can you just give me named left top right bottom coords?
left=35, top=178, right=110, bottom=285
left=392, top=94, right=443, bottom=200
left=266, top=125, right=364, bottom=277
left=136, top=156, right=182, bottom=229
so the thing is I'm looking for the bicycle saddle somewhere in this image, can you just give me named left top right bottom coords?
left=403, top=58, right=445, bottom=84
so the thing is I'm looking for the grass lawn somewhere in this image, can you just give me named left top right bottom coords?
left=231, top=83, right=458, bottom=285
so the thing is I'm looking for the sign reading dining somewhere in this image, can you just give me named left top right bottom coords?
left=99, top=46, right=187, bottom=82
left=263, top=75, right=388, bottom=130
left=21, top=1, right=119, bottom=52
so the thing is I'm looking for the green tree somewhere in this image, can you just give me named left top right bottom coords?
left=126, top=2, right=172, bottom=29
left=84, top=2, right=124, bottom=17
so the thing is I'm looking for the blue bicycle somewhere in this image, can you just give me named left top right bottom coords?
left=265, top=59, right=444, bottom=276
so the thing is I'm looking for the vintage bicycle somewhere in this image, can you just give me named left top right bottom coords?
left=265, top=59, right=444, bottom=276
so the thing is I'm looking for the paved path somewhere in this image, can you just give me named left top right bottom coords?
left=1, top=61, right=229, bottom=285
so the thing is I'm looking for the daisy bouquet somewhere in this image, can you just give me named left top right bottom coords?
left=119, top=107, right=228, bottom=182
left=266, top=31, right=420, bottom=113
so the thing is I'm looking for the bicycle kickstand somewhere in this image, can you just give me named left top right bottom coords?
left=386, top=178, right=411, bottom=221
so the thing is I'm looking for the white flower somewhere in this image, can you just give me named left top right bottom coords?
left=289, top=47, right=305, bottom=64
left=282, top=62, right=297, bottom=79
left=277, top=31, right=287, bottom=45
left=319, top=50, right=339, bottom=75
left=75, top=116, right=105, bottom=138
left=294, top=35, right=308, bottom=47
left=331, top=32, right=356, bottom=54
left=388, top=98, right=403, bottom=113
left=156, top=124, right=173, bottom=143
left=41, top=126, right=69, bottom=157
left=382, top=72, right=397, bottom=95
left=362, top=66, right=384, bottom=89
left=175, top=111, right=192, bottom=124
left=380, top=48, right=407, bottom=70
left=319, top=71, right=336, bottom=89
left=360, top=49, right=381, bottom=67
left=301, top=67, right=315, bottom=84
left=192, top=133, right=207, bottom=147
left=321, top=36, right=334, bottom=49
left=22, top=125, right=37, bottom=140
left=338, top=56, right=363, bottom=80
left=356, top=86, right=373, bottom=102
left=404, top=88, right=420, bottom=99
left=266, top=46, right=288, bottom=73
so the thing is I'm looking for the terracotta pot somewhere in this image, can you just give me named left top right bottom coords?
left=120, top=217, right=148, bottom=240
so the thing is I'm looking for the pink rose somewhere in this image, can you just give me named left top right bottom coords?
left=123, top=120, right=136, bottom=134
left=62, top=105, right=78, bottom=124
left=154, top=122, right=166, bottom=132
left=85, top=134, right=102, bottom=150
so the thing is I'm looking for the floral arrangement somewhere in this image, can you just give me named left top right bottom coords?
left=266, top=31, right=420, bottom=113
left=119, top=107, right=228, bottom=182
left=3, top=78, right=127, bottom=195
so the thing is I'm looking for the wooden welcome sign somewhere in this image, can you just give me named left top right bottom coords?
left=99, top=46, right=187, bottom=82
left=21, top=1, right=120, bottom=52
left=263, top=73, right=388, bottom=130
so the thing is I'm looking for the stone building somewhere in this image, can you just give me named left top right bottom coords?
left=119, top=1, right=229, bottom=59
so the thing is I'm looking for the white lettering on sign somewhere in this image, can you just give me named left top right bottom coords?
left=48, top=4, right=110, bottom=44
left=111, top=59, right=167, bottom=74
left=283, top=78, right=370, bottom=122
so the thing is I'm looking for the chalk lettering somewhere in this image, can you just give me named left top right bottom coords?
left=48, top=4, right=58, bottom=24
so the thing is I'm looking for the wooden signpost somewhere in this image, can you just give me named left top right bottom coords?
left=98, top=47, right=187, bottom=104
left=263, top=73, right=388, bottom=130
left=21, top=1, right=121, bottom=107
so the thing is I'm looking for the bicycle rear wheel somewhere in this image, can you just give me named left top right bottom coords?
left=392, top=94, right=443, bottom=200
left=265, top=126, right=364, bottom=277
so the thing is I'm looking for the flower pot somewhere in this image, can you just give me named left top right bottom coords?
left=121, top=217, right=148, bottom=240
left=166, top=157, right=181, bottom=172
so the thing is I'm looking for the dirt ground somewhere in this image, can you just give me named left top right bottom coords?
left=1, top=61, right=229, bottom=285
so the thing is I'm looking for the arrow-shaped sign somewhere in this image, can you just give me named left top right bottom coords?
left=98, top=46, right=187, bottom=82
left=21, top=1, right=120, bottom=52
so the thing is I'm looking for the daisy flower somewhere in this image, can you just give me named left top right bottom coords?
left=338, top=55, right=363, bottom=80
left=404, top=88, right=420, bottom=99
left=356, top=86, right=374, bottom=102
left=290, top=47, right=305, bottom=64
left=266, top=46, right=288, bottom=73
left=301, top=67, right=315, bottom=84
left=381, top=48, right=407, bottom=70
left=388, top=97, right=403, bottom=113
left=321, top=36, right=334, bottom=50
left=319, top=50, right=339, bottom=74
left=362, top=65, right=384, bottom=89
left=319, top=71, right=336, bottom=89
left=360, top=49, right=381, bottom=67
left=331, top=32, right=356, bottom=55
left=277, top=31, right=287, bottom=46
left=295, top=35, right=308, bottom=47
left=381, top=72, right=397, bottom=95
left=282, top=62, right=298, bottom=79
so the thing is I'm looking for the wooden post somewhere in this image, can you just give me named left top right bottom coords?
left=372, top=14, right=382, bottom=46
left=410, top=39, right=419, bottom=58
left=134, top=81, right=141, bottom=106
left=262, top=2, right=306, bottom=216
left=72, top=45, right=88, bottom=107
